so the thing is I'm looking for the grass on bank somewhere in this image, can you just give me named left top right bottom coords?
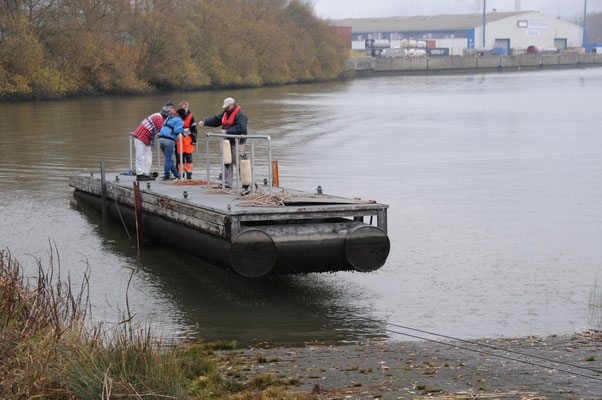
left=0, top=248, right=316, bottom=399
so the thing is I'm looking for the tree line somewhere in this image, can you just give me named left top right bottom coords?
left=0, top=0, right=348, bottom=100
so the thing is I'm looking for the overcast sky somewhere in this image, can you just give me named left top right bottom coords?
left=310, top=0, right=602, bottom=20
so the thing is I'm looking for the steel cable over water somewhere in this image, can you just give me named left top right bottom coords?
left=110, top=185, right=131, bottom=240
left=364, top=317, right=602, bottom=382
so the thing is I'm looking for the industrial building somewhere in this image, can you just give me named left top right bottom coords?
left=331, top=11, right=583, bottom=56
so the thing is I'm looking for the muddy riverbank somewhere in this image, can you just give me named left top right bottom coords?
left=217, top=332, right=601, bottom=399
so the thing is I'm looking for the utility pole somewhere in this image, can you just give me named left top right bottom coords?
left=583, top=0, right=588, bottom=48
left=483, top=0, right=487, bottom=48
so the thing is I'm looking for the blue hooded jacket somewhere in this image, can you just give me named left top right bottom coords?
left=158, top=114, right=184, bottom=141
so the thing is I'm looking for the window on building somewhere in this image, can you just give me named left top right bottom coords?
left=517, top=20, right=528, bottom=28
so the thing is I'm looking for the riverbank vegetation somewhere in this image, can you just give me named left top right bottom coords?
left=0, top=248, right=317, bottom=399
left=0, top=0, right=347, bottom=100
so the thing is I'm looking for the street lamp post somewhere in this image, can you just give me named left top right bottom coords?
left=583, top=0, right=588, bottom=49
left=483, top=0, right=487, bottom=48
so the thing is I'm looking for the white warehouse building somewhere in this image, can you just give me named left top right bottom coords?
left=332, top=11, right=583, bottom=56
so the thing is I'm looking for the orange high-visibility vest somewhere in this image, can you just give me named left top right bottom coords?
left=176, top=113, right=195, bottom=154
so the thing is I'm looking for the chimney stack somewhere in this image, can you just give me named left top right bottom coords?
left=515, top=0, right=521, bottom=11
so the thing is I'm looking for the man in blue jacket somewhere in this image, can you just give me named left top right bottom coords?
left=158, top=106, right=184, bottom=180
left=199, top=97, right=248, bottom=188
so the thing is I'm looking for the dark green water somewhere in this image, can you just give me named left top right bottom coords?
left=1, top=68, right=602, bottom=343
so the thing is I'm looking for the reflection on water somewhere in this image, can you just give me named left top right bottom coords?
left=1, top=68, right=602, bottom=343
left=74, top=201, right=386, bottom=344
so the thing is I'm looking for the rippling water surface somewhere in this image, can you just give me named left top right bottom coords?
left=1, top=68, right=601, bottom=343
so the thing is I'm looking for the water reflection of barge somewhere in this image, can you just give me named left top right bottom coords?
left=70, top=134, right=390, bottom=278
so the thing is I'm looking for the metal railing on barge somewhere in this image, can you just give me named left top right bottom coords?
left=205, top=133, right=272, bottom=194
left=129, top=131, right=272, bottom=193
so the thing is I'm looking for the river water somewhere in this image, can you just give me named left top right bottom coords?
left=1, top=68, right=601, bottom=344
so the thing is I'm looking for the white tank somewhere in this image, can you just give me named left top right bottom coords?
left=408, top=39, right=418, bottom=48
left=240, top=159, right=252, bottom=187
left=223, top=140, right=232, bottom=164
left=400, top=39, right=409, bottom=48
left=372, top=39, right=390, bottom=49
left=417, top=40, right=427, bottom=48
left=408, top=48, right=417, bottom=57
left=415, top=49, right=427, bottom=57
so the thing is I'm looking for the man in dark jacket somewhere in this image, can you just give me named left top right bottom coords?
left=199, top=97, right=248, bottom=188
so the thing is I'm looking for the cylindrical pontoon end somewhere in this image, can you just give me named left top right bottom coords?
left=345, top=225, right=390, bottom=272
left=230, top=229, right=277, bottom=277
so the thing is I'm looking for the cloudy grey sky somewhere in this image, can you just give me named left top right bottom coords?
left=310, top=0, right=602, bottom=20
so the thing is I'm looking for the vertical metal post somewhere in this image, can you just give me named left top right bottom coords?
left=129, top=133, right=133, bottom=174
left=267, top=138, right=272, bottom=195
left=156, top=139, right=160, bottom=175
left=206, top=134, right=210, bottom=186
left=482, top=0, right=486, bottom=48
left=234, top=138, right=240, bottom=192
left=100, top=160, right=108, bottom=222
left=221, top=140, right=226, bottom=189
left=251, top=140, right=255, bottom=193
left=178, top=134, right=183, bottom=179
left=583, top=0, right=588, bottom=48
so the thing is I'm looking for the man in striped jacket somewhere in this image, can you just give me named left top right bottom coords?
left=133, top=107, right=170, bottom=181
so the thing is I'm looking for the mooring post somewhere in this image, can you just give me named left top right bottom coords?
left=133, top=181, right=144, bottom=249
left=100, top=160, right=108, bottom=222
left=129, top=133, right=133, bottom=174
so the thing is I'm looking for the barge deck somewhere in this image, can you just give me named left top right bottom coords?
left=70, top=172, right=390, bottom=277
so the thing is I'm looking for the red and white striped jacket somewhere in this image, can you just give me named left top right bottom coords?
left=134, top=113, right=164, bottom=146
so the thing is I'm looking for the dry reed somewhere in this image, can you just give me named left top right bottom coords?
left=0, top=247, right=318, bottom=399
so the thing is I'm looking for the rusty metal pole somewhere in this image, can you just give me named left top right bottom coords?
left=133, top=182, right=144, bottom=249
